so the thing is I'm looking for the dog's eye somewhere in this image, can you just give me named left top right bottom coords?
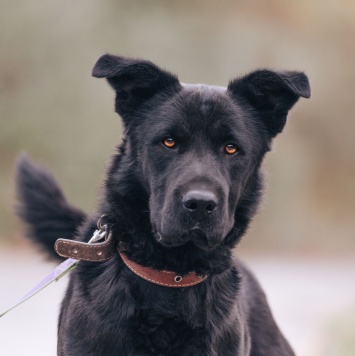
left=162, top=137, right=177, bottom=149
left=225, top=144, right=238, bottom=155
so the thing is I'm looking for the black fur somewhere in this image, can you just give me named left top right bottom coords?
left=16, top=154, right=85, bottom=260
left=16, top=54, right=310, bottom=355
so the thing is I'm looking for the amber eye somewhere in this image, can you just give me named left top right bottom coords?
left=162, top=137, right=176, bottom=149
left=225, top=144, right=238, bottom=155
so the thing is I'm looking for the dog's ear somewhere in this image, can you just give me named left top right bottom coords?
left=92, top=54, right=181, bottom=118
left=228, top=70, right=310, bottom=138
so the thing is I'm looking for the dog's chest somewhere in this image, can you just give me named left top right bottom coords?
left=122, top=283, right=204, bottom=354
left=130, top=308, right=204, bottom=355
left=120, top=272, right=243, bottom=355
left=65, top=261, right=244, bottom=355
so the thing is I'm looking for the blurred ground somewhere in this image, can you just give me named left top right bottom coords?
left=1, top=247, right=355, bottom=356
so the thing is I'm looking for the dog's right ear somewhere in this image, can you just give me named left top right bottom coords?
left=92, top=54, right=181, bottom=118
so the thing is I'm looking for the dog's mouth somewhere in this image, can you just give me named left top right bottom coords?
left=155, top=228, right=218, bottom=251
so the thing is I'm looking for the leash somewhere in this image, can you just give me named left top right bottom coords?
left=0, top=218, right=111, bottom=318
left=1, top=216, right=208, bottom=317
left=0, top=258, right=77, bottom=318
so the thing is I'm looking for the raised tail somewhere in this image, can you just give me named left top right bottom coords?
left=16, top=155, right=87, bottom=260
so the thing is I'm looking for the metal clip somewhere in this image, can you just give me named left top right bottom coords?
left=88, top=229, right=107, bottom=243
left=88, top=215, right=109, bottom=243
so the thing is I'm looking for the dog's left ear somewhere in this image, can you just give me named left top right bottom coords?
left=92, top=54, right=181, bottom=118
left=228, top=70, right=310, bottom=138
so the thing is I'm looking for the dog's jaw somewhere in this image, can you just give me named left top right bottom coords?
left=152, top=225, right=227, bottom=251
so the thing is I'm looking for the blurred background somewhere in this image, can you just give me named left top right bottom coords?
left=1, top=0, right=354, bottom=355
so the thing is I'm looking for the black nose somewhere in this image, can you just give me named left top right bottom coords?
left=182, top=190, right=218, bottom=218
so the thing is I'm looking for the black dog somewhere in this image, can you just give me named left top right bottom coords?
left=16, top=54, right=310, bottom=355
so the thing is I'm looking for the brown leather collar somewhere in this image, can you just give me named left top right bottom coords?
left=55, top=235, right=207, bottom=288
left=118, top=248, right=207, bottom=288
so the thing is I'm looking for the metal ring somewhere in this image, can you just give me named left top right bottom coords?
left=97, top=215, right=108, bottom=230
left=174, top=276, right=183, bottom=283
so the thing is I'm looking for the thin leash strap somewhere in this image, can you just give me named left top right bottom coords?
left=0, top=217, right=110, bottom=318
left=0, top=258, right=77, bottom=318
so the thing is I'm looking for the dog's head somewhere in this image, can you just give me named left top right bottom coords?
left=93, top=54, right=310, bottom=251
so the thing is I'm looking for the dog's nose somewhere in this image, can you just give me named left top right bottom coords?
left=182, top=190, right=217, bottom=218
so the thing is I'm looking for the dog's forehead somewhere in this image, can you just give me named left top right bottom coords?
left=177, top=82, right=232, bottom=116
left=143, top=82, right=252, bottom=143
left=141, top=81, right=255, bottom=146
left=175, top=82, right=239, bottom=125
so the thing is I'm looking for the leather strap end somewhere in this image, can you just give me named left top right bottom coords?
left=55, top=238, right=115, bottom=262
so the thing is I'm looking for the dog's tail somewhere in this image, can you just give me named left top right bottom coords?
left=16, top=154, right=87, bottom=260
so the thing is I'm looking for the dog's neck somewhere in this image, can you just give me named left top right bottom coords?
left=114, top=221, right=233, bottom=276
